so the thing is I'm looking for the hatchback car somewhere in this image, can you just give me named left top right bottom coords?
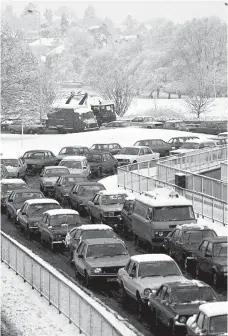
left=73, top=238, right=130, bottom=287
left=148, top=280, right=218, bottom=335
left=168, top=136, right=200, bottom=150
left=187, top=301, right=228, bottom=336
left=38, top=209, right=81, bottom=251
left=170, top=139, right=216, bottom=156
left=6, top=189, right=44, bottom=222
left=17, top=198, right=61, bottom=238
left=1, top=179, right=28, bottom=212
left=22, top=150, right=57, bottom=174
left=59, top=156, right=90, bottom=177
left=68, top=182, right=105, bottom=214
left=1, top=156, right=27, bottom=179
left=90, top=143, right=122, bottom=156
left=114, top=146, right=159, bottom=166
left=40, top=166, right=70, bottom=196
left=87, top=151, right=118, bottom=177
left=134, top=139, right=171, bottom=157
left=55, top=146, right=91, bottom=164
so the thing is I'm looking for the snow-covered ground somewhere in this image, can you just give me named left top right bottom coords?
left=1, top=263, right=81, bottom=336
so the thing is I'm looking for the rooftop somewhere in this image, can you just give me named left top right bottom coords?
left=140, top=188, right=192, bottom=207
left=44, top=166, right=70, bottom=170
left=176, top=223, right=214, bottom=231
left=199, top=302, right=228, bottom=317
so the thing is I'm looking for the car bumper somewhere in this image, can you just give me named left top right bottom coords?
left=89, top=274, right=118, bottom=280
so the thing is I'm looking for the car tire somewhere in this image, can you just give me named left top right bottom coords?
left=26, top=226, right=32, bottom=240
left=164, top=150, right=170, bottom=157
left=133, top=160, right=137, bottom=163
left=97, top=167, right=102, bottom=178
left=28, top=129, right=34, bottom=134
left=10, top=129, right=15, bottom=134
left=84, top=271, right=91, bottom=288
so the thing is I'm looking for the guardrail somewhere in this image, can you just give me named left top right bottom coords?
left=221, top=161, right=228, bottom=182
left=1, top=231, right=140, bottom=336
left=117, top=167, right=227, bottom=226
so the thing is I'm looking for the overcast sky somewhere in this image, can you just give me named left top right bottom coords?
left=2, top=0, right=227, bottom=24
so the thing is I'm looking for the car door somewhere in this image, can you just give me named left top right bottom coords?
left=6, top=192, right=15, bottom=216
left=196, top=240, right=209, bottom=274
left=39, top=214, right=49, bottom=238
left=153, top=285, right=168, bottom=321
left=48, top=151, right=57, bottom=165
left=70, top=229, right=82, bottom=250
left=189, top=312, right=205, bottom=336
left=74, top=242, right=87, bottom=275
left=105, top=153, right=114, bottom=172
left=202, top=242, right=214, bottom=278
left=102, top=154, right=109, bottom=173
left=70, top=185, right=80, bottom=208
left=90, top=194, right=101, bottom=219
left=138, top=148, right=146, bottom=162
left=18, top=203, right=29, bottom=229
left=54, top=177, right=62, bottom=199
left=122, top=261, right=138, bottom=298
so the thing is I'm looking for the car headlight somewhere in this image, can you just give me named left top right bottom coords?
left=144, top=288, right=152, bottom=296
left=179, top=316, right=187, bottom=324
left=155, top=231, right=163, bottom=236
left=222, top=266, right=227, bottom=272
left=92, top=268, right=102, bottom=274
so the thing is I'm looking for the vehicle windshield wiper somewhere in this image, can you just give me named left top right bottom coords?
left=141, top=274, right=160, bottom=278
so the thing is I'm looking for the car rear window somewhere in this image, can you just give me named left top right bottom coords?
left=62, top=177, right=87, bottom=185
left=86, top=243, right=127, bottom=258
left=44, top=168, right=69, bottom=176
left=171, top=286, right=217, bottom=303
left=27, top=203, right=60, bottom=216
left=60, top=161, right=82, bottom=169
left=138, top=261, right=181, bottom=278
left=183, top=230, right=216, bottom=243
left=82, top=230, right=115, bottom=240
left=78, top=185, right=105, bottom=195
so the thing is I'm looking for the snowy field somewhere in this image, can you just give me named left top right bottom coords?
left=1, top=127, right=208, bottom=157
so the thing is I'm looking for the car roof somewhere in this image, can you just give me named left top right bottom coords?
left=169, top=136, right=199, bottom=140
left=43, top=209, right=79, bottom=216
left=11, top=189, right=43, bottom=194
left=44, top=166, right=70, bottom=170
left=199, top=302, right=228, bottom=318
left=60, top=174, right=88, bottom=178
left=60, top=146, right=88, bottom=149
left=124, top=146, right=150, bottom=149
left=74, top=182, right=105, bottom=187
left=139, top=188, right=192, bottom=207
left=131, top=254, right=173, bottom=263
left=97, top=190, right=129, bottom=196
left=83, top=238, right=123, bottom=245
left=201, top=236, right=227, bottom=243
left=185, top=139, right=215, bottom=144
left=1, top=179, right=26, bottom=184
left=60, top=156, right=87, bottom=161
left=24, top=150, right=50, bottom=153
left=176, top=223, right=215, bottom=231
left=91, top=143, right=119, bottom=146
left=74, top=224, right=113, bottom=231
left=135, top=139, right=165, bottom=142
left=166, top=279, right=210, bottom=289
left=24, top=198, right=59, bottom=205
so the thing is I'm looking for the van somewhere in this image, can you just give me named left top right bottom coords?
left=168, top=136, right=200, bottom=150
left=131, top=188, right=196, bottom=251
left=59, top=156, right=90, bottom=177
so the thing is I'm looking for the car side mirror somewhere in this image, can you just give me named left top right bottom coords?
left=83, top=166, right=87, bottom=170
left=78, top=254, right=83, bottom=259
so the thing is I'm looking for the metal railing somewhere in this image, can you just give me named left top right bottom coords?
left=1, top=231, right=141, bottom=336
left=221, top=161, right=228, bottom=182
left=118, top=167, right=228, bottom=226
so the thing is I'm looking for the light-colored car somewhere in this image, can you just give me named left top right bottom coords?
left=1, top=156, right=27, bottom=179
left=187, top=301, right=228, bottom=336
left=218, top=132, right=228, bottom=138
left=39, top=166, right=70, bottom=196
left=118, top=254, right=186, bottom=311
left=170, top=139, right=216, bottom=156
left=59, top=156, right=90, bottom=176
left=114, top=146, right=160, bottom=166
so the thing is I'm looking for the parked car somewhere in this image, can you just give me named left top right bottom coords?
left=55, top=146, right=91, bottom=164
left=59, top=156, right=90, bottom=177
left=187, top=301, right=228, bottom=336
left=54, top=174, right=89, bottom=204
left=8, top=120, right=45, bottom=134
left=148, top=280, right=218, bottom=335
left=164, top=120, right=185, bottom=129
left=206, top=136, right=227, bottom=146
left=87, top=151, right=118, bottom=177
left=1, top=164, right=9, bottom=179
left=134, top=139, right=172, bottom=157
left=170, top=139, right=216, bottom=156
left=118, top=254, right=186, bottom=315
left=73, top=238, right=130, bottom=287
left=131, top=188, right=196, bottom=251
left=218, top=132, right=228, bottom=138
left=192, top=236, right=227, bottom=288
left=1, top=179, right=28, bottom=212
left=65, top=224, right=122, bottom=261
left=90, top=143, right=122, bottom=155
left=163, top=224, right=217, bottom=268
left=17, top=198, right=61, bottom=238
left=87, top=190, right=129, bottom=231
left=39, top=209, right=81, bottom=251
left=39, top=166, right=70, bottom=196
left=141, top=121, right=164, bottom=129
left=5, top=189, right=44, bottom=222
left=100, top=121, right=129, bottom=129
left=121, top=195, right=135, bottom=236
left=178, top=123, right=201, bottom=131
left=168, top=136, right=200, bottom=150
left=130, top=116, right=155, bottom=127
left=114, top=146, right=159, bottom=166
left=22, top=150, right=58, bottom=175
left=1, top=156, right=27, bottom=179
left=68, top=182, right=105, bottom=214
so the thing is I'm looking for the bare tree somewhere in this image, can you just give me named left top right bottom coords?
left=183, top=90, right=214, bottom=118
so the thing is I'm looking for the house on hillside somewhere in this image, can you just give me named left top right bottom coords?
left=88, top=24, right=112, bottom=46
left=29, top=38, right=64, bottom=60
left=115, top=34, right=139, bottom=43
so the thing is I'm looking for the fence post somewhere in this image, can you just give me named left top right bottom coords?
left=148, top=161, right=150, bottom=177
left=15, top=248, right=18, bottom=275
left=68, top=287, right=71, bottom=324
left=212, top=198, right=214, bottom=222
left=23, top=253, right=26, bottom=282
left=90, top=306, right=92, bottom=336
left=202, top=195, right=204, bottom=218
left=223, top=203, right=225, bottom=226
left=58, top=281, right=61, bottom=313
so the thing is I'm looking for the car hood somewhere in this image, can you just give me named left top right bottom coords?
left=42, top=177, right=59, bottom=184
left=138, top=275, right=186, bottom=290
left=114, top=154, right=136, bottom=160
left=77, top=195, right=94, bottom=204
left=24, top=159, right=43, bottom=164
left=87, top=255, right=130, bottom=268
left=101, top=204, right=124, bottom=212
left=212, top=257, right=227, bottom=267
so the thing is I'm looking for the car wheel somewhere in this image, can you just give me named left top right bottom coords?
left=97, top=167, right=102, bottom=178
left=28, top=129, right=34, bottom=134
left=10, top=129, right=15, bottom=134
left=136, top=292, right=144, bottom=319
left=84, top=271, right=91, bottom=288
left=164, top=150, right=170, bottom=157
left=26, top=226, right=32, bottom=240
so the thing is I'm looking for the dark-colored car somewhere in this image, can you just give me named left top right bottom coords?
left=39, top=166, right=70, bottom=196
left=54, top=174, right=89, bottom=205
left=55, top=146, right=91, bottom=164
left=73, top=238, right=130, bottom=287
left=87, top=190, right=129, bottom=231
left=22, top=150, right=58, bottom=175
left=38, top=209, right=82, bottom=251
left=5, top=189, right=44, bottom=222
left=1, top=179, right=29, bottom=212
left=148, top=280, right=218, bottom=336
left=163, top=224, right=217, bottom=268
left=167, top=136, right=200, bottom=150
left=100, top=121, right=129, bottom=129
left=90, top=143, right=122, bottom=156
left=192, top=236, right=227, bottom=288
left=134, top=139, right=172, bottom=157
left=17, top=198, right=61, bottom=239
left=87, top=151, right=118, bottom=177
left=68, top=182, right=105, bottom=214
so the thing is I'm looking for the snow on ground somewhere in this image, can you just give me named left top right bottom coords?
left=1, top=128, right=208, bottom=158
left=1, top=263, right=81, bottom=336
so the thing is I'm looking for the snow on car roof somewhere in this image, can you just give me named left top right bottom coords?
left=43, top=209, right=79, bottom=216
left=185, top=139, right=215, bottom=144
left=60, top=156, right=87, bottom=161
left=131, top=254, right=173, bottom=263
left=76, top=224, right=113, bottom=231
left=44, top=166, right=69, bottom=170
left=176, top=223, right=212, bottom=231
left=167, top=279, right=210, bottom=288
left=24, top=199, right=59, bottom=205
left=199, top=302, right=228, bottom=318
left=125, top=195, right=135, bottom=201
left=84, top=238, right=124, bottom=245
left=1, top=179, right=26, bottom=184
left=98, top=190, right=129, bottom=196
left=141, top=188, right=192, bottom=207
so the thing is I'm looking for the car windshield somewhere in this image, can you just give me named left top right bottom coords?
left=153, top=206, right=195, bottom=221
left=209, top=315, right=227, bottom=333
left=91, top=144, right=109, bottom=150
left=62, top=177, right=86, bottom=186
left=1, top=159, right=18, bottom=167
left=81, top=112, right=95, bottom=120
left=134, top=141, right=149, bottom=146
left=119, top=147, right=139, bottom=155
left=2, top=183, right=27, bottom=193
left=14, top=192, right=43, bottom=202
left=78, top=185, right=104, bottom=196
left=59, top=148, right=80, bottom=155
left=138, top=261, right=181, bottom=278
left=44, top=168, right=69, bottom=177
left=213, top=242, right=227, bottom=257
left=50, top=214, right=81, bottom=226
left=183, top=230, right=216, bottom=244
left=87, top=154, right=102, bottom=162
left=86, top=243, right=127, bottom=258
left=82, top=230, right=115, bottom=239
left=23, top=152, right=45, bottom=159
left=101, top=194, right=127, bottom=205
left=171, top=286, right=217, bottom=303
left=27, top=204, right=60, bottom=217
left=181, top=142, right=200, bottom=149
left=60, top=161, right=82, bottom=169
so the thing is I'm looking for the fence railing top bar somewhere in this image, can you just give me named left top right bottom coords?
left=0, top=231, right=141, bottom=336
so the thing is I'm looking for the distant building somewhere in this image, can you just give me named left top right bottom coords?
left=88, top=24, right=112, bottom=46
left=29, top=38, right=64, bottom=59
